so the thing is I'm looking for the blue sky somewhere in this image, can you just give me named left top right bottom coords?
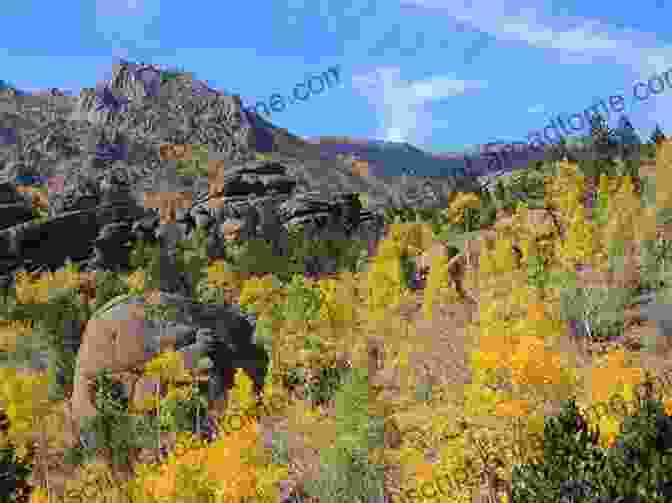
left=1, top=0, right=671, bottom=155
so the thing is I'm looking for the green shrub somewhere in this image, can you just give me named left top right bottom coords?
left=511, top=398, right=607, bottom=503
left=92, top=270, right=128, bottom=314
left=512, top=392, right=672, bottom=503
left=268, top=430, right=290, bottom=465
left=129, top=238, right=161, bottom=272
left=640, top=238, right=672, bottom=293
left=160, top=66, right=187, bottom=84
left=399, top=251, right=417, bottom=289
left=281, top=274, right=322, bottom=323
left=76, top=370, right=156, bottom=471
left=230, top=238, right=285, bottom=278
left=34, top=287, right=88, bottom=400
left=304, top=367, right=386, bottom=503
left=0, top=440, right=33, bottom=503
left=558, top=280, right=630, bottom=343
left=176, top=225, right=210, bottom=297
left=158, top=383, right=209, bottom=434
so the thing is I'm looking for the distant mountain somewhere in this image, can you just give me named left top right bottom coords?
left=305, top=136, right=555, bottom=178
left=0, top=80, right=29, bottom=97
left=306, top=136, right=471, bottom=177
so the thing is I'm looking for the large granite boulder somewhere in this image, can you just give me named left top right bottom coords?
left=71, top=291, right=268, bottom=446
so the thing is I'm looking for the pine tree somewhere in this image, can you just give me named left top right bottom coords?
left=615, top=115, right=641, bottom=155
left=650, top=124, right=666, bottom=145
left=615, top=115, right=642, bottom=179
left=580, top=112, right=617, bottom=181
left=590, top=112, right=618, bottom=161
left=552, top=136, right=575, bottom=163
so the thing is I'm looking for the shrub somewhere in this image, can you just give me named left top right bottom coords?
left=512, top=394, right=672, bottom=503
left=0, top=441, right=32, bottom=503
left=158, top=385, right=209, bottom=434
left=128, top=238, right=160, bottom=271
left=302, top=363, right=351, bottom=408
left=91, top=271, right=128, bottom=313
left=605, top=396, right=672, bottom=500
left=557, top=272, right=630, bottom=343
left=175, top=224, right=210, bottom=296
left=511, top=398, right=606, bottom=502
left=160, top=65, right=187, bottom=84
left=196, top=259, right=242, bottom=304
left=232, top=238, right=286, bottom=278
left=399, top=251, right=419, bottom=290
left=281, top=274, right=322, bottom=323
left=39, top=287, right=88, bottom=399
left=77, top=370, right=155, bottom=472
left=304, top=367, right=386, bottom=503
left=269, top=429, right=290, bottom=465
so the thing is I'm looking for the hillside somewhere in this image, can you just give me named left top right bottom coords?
left=0, top=59, right=671, bottom=503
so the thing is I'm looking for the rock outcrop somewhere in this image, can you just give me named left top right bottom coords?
left=72, top=291, right=267, bottom=447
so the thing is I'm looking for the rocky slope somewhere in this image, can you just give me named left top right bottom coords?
left=0, top=60, right=482, bottom=279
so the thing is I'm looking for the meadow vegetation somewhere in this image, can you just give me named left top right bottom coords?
left=2, top=128, right=672, bottom=502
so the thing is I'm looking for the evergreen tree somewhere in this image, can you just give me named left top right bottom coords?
left=650, top=124, right=666, bottom=145
left=615, top=115, right=641, bottom=150
left=589, top=112, right=618, bottom=157
left=551, top=137, right=572, bottom=162
left=581, top=112, right=618, bottom=178
left=615, top=115, right=642, bottom=176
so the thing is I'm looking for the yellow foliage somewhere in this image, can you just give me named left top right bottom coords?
left=133, top=418, right=287, bottom=503
left=443, top=193, right=481, bottom=226
left=494, top=398, right=532, bottom=418
left=558, top=203, right=600, bottom=268
left=422, top=247, right=457, bottom=321
left=227, top=368, right=257, bottom=418
left=239, top=275, right=281, bottom=314
left=665, top=398, right=672, bottom=417
left=656, top=139, right=672, bottom=209
left=0, top=368, right=51, bottom=458
left=544, top=159, right=586, bottom=224
left=366, top=236, right=405, bottom=319
left=14, top=262, right=84, bottom=304
left=387, top=222, right=434, bottom=256
left=144, top=350, right=190, bottom=386
left=28, top=486, right=49, bottom=503
left=61, top=458, right=122, bottom=503
left=493, top=236, right=518, bottom=274
left=317, top=277, right=356, bottom=325
left=0, top=320, right=34, bottom=353
left=125, top=270, right=146, bottom=295
left=204, top=260, right=243, bottom=291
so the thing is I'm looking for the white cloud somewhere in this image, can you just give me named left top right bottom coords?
left=402, top=0, right=672, bottom=138
left=402, top=0, right=672, bottom=73
left=352, top=66, right=485, bottom=144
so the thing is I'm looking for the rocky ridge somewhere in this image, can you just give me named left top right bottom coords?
left=0, top=60, right=481, bottom=279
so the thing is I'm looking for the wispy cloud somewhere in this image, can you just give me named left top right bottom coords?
left=402, top=0, right=672, bottom=73
left=352, top=66, right=485, bottom=144
left=402, top=0, right=672, bottom=136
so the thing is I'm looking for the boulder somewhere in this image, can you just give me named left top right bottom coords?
left=71, top=292, right=268, bottom=443
left=219, top=218, right=244, bottom=241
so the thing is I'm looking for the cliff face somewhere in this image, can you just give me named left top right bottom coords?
left=0, top=60, right=485, bottom=278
